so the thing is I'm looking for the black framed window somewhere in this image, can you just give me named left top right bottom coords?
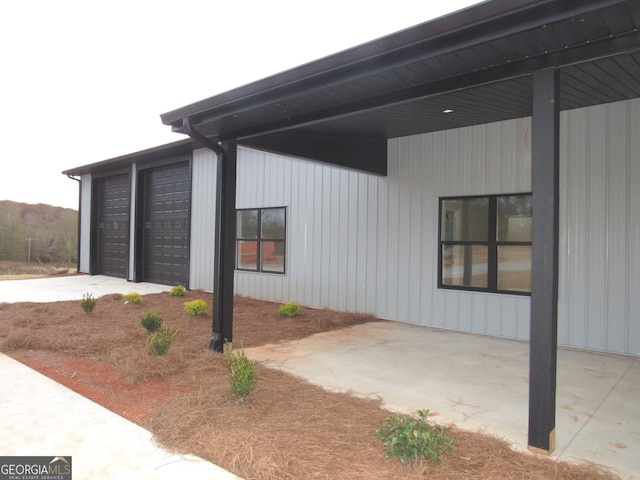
left=236, top=207, right=286, bottom=274
left=439, top=194, right=531, bottom=295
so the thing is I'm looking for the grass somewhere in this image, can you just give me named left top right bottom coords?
left=0, top=260, right=76, bottom=278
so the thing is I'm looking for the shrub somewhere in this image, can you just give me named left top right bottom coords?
left=80, top=292, right=96, bottom=313
left=183, top=299, right=207, bottom=316
left=123, top=292, right=142, bottom=304
left=376, top=409, right=454, bottom=467
left=277, top=301, right=303, bottom=318
left=148, top=327, right=179, bottom=356
left=169, top=285, right=186, bottom=297
left=224, top=341, right=257, bottom=404
left=140, top=309, right=163, bottom=332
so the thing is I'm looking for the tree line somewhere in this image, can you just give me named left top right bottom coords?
left=0, top=200, right=78, bottom=264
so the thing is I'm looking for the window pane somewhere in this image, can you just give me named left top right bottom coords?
left=441, top=244, right=488, bottom=288
left=497, top=195, right=532, bottom=242
left=497, top=245, right=531, bottom=292
left=237, top=210, right=258, bottom=238
left=237, top=240, right=259, bottom=270
left=441, top=198, right=489, bottom=241
left=261, top=208, right=285, bottom=239
left=261, top=240, right=285, bottom=273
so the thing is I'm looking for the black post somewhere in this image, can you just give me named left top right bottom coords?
left=528, top=68, right=560, bottom=454
left=209, top=140, right=238, bottom=352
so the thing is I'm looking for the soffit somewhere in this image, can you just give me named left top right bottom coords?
left=162, top=0, right=639, bottom=142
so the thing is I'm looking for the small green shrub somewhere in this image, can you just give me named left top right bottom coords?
left=224, top=341, right=257, bottom=404
left=140, top=309, right=163, bottom=332
left=183, top=299, right=207, bottom=316
left=80, top=293, right=96, bottom=313
left=169, top=285, right=186, bottom=297
left=376, top=409, right=454, bottom=468
left=277, top=301, right=303, bottom=317
left=148, top=327, right=179, bottom=356
left=123, top=292, right=142, bottom=304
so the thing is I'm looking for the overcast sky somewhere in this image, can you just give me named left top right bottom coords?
left=0, top=0, right=481, bottom=210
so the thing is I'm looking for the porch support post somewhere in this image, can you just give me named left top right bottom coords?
left=528, top=68, right=560, bottom=454
left=209, top=139, right=238, bottom=352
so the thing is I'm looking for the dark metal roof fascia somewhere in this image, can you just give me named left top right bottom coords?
left=61, top=138, right=197, bottom=176
left=159, top=0, right=539, bottom=126
left=217, top=32, right=640, bottom=143
left=160, top=0, right=627, bottom=134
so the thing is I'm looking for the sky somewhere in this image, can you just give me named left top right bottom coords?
left=0, top=0, right=481, bottom=210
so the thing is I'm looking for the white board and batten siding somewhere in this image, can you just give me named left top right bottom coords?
left=78, top=174, right=92, bottom=274
left=188, top=99, right=638, bottom=357
left=229, top=117, right=533, bottom=343
left=189, top=148, right=218, bottom=291
left=558, top=98, right=640, bottom=356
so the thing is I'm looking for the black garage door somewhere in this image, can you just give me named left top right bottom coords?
left=139, top=162, right=190, bottom=286
left=94, top=174, right=130, bottom=278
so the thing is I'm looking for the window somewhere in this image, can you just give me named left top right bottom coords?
left=236, top=207, right=286, bottom=274
left=439, top=194, right=531, bottom=294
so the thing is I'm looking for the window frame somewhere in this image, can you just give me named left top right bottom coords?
left=235, top=206, right=286, bottom=275
left=438, top=193, right=532, bottom=296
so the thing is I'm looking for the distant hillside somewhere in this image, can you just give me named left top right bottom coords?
left=0, top=200, right=78, bottom=264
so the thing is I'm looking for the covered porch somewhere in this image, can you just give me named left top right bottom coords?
left=159, top=0, right=640, bottom=455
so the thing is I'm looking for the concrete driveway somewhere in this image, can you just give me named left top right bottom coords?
left=0, top=274, right=171, bottom=303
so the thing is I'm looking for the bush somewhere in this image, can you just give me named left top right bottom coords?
left=80, top=292, right=96, bottom=313
left=224, top=341, right=257, bottom=404
left=376, top=409, right=454, bottom=467
left=148, top=327, right=179, bottom=356
left=140, top=310, right=163, bottom=332
left=277, top=301, right=303, bottom=318
left=169, top=285, right=186, bottom=297
left=184, top=299, right=207, bottom=316
left=123, top=292, right=142, bottom=304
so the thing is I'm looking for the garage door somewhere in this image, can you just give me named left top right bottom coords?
left=95, top=174, right=130, bottom=278
left=141, top=162, right=190, bottom=286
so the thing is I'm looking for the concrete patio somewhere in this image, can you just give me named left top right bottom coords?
left=246, top=321, right=639, bottom=479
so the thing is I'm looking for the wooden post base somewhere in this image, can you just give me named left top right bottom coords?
left=528, top=429, right=555, bottom=455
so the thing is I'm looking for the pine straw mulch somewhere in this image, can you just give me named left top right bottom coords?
left=0, top=290, right=618, bottom=480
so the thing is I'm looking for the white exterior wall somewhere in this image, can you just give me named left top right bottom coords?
left=388, top=118, right=533, bottom=339
left=232, top=117, right=533, bottom=342
left=234, top=148, right=381, bottom=313
left=78, top=174, right=92, bottom=274
left=558, top=98, right=640, bottom=356
left=128, top=164, right=138, bottom=281
left=190, top=99, right=639, bottom=356
left=189, top=148, right=218, bottom=291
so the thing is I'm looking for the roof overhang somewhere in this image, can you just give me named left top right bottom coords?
left=63, top=139, right=197, bottom=177
left=161, top=0, right=640, bottom=175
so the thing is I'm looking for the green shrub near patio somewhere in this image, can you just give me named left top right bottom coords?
left=183, top=299, right=207, bottom=316
left=140, top=310, right=163, bottom=332
left=123, top=292, right=142, bottom=304
left=278, top=302, right=303, bottom=318
left=148, top=327, right=179, bottom=356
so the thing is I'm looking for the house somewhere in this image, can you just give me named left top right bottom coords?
left=63, top=0, right=640, bottom=453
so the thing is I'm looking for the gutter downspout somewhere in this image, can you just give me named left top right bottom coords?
left=181, top=117, right=233, bottom=352
left=66, top=175, right=81, bottom=273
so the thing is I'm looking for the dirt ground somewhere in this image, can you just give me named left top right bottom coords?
left=0, top=289, right=618, bottom=480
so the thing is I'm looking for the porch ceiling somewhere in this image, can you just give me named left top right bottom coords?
left=161, top=0, right=640, bottom=173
